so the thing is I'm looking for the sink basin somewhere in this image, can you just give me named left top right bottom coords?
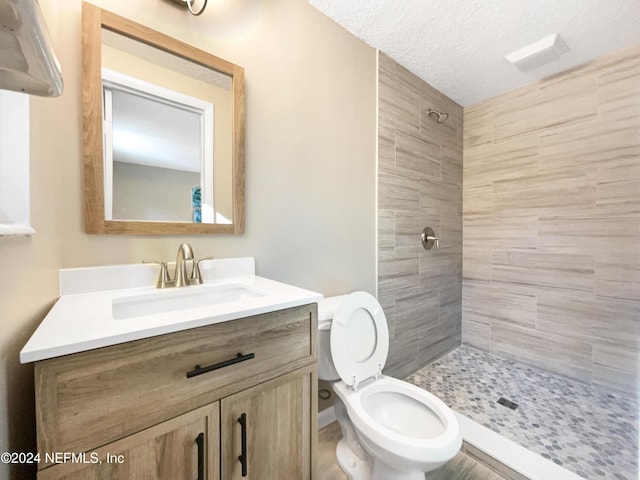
left=112, top=284, right=264, bottom=320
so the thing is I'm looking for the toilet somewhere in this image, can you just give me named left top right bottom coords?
left=318, top=292, right=461, bottom=480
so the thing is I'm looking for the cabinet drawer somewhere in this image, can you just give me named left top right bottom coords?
left=35, top=303, right=317, bottom=460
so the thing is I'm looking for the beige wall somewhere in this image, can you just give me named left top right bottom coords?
left=0, top=0, right=376, bottom=477
left=463, top=44, right=640, bottom=397
left=377, top=54, right=463, bottom=379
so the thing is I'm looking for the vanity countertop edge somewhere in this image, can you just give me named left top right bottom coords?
left=20, top=257, right=322, bottom=364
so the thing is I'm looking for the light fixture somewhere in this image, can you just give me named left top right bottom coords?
left=0, top=0, right=63, bottom=97
left=505, top=33, right=569, bottom=72
left=170, top=0, right=208, bottom=16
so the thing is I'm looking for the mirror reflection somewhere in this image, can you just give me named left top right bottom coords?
left=101, top=29, right=232, bottom=225
left=82, top=2, right=245, bottom=235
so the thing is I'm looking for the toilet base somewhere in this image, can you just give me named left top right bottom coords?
left=336, top=438, right=373, bottom=480
left=372, top=457, right=425, bottom=480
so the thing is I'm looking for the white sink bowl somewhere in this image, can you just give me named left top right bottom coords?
left=112, top=283, right=264, bottom=320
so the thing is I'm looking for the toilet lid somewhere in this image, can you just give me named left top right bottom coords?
left=330, top=291, right=389, bottom=387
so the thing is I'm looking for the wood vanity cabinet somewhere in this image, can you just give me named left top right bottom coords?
left=34, top=304, right=318, bottom=480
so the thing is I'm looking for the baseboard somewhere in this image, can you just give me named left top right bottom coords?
left=318, top=406, right=336, bottom=430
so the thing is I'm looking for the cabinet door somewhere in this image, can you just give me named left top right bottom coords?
left=221, top=366, right=317, bottom=480
left=38, top=403, right=220, bottom=480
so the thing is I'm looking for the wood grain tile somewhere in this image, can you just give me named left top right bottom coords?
left=536, top=290, right=595, bottom=342
left=462, top=318, right=491, bottom=352
left=378, top=52, right=462, bottom=375
left=492, top=168, right=596, bottom=216
left=592, top=344, right=640, bottom=397
left=491, top=323, right=593, bottom=383
left=377, top=251, right=420, bottom=296
left=492, top=251, right=595, bottom=294
left=378, top=165, right=420, bottom=212
left=596, top=180, right=640, bottom=217
left=493, top=73, right=598, bottom=141
left=378, top=209, right=395, bottom=251
left=460, top=43, right=640, bottom=395
left=463, top=106, right=493, bottom=147
left=463, top=183, right=492, bottom=217
left=464, top=215, right=538, bottom=250
left=538, top=214, right=638, bottom=255
left=462, top=246, right=492, bottom=282
left=396, top=129, right=440, bottom=177
left=463, top=281, right=537, bottom=330
left=462, top=443, right=529, bottom=480
left=464, top=136, right=539, bottom=183
left=595, top=251, right=640, bottom=301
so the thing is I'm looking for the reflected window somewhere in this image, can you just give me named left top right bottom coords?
left=102, top=69, right=214, bottom=223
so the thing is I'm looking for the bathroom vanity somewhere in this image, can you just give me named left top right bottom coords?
left=21, top=258, right=321, bottom=480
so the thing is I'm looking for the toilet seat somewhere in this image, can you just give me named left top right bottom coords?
left=330, top=291, right=389, bottom=388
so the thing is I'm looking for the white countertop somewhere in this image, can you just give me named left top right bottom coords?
left=20, top=258, right=323, bottom=363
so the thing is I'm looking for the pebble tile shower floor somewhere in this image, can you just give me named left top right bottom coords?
left=406, top=346, right=638, bottom=480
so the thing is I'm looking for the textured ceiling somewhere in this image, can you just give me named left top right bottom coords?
left=308, top=0, right=640, bottom=106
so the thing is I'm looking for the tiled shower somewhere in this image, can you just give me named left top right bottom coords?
left=377, top=52, right=463, bottom=380
left=377, top=44, right=640, bottom=479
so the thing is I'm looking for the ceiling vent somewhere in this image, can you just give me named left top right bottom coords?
left=505, top=33, right=569, bottom=72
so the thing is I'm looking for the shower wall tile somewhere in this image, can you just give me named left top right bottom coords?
left=463, top=281, right=536, bottom=330
left=463, top=107, right=493, bottom=147
left=492, top=73, right=598, bottom=141
left=378, top=251, right=419, bottom=296
left=593, top=344, right=640, bottom=396
left=378, top=53, right=463, bottom=379
left=378, top=209, right=396, bottom=251
left=462, top=43, right=640, bottom=397
left=441, top=147, right=463, bottom=185
left=536, top=290, right=595, bottom=342
left=462, top=317, right=491, bottom=352
left=538, top=215, right=638, bottom=255
left=464, top=136, right=539, bottom=183
left=378, top=165, right=420, bottom=211
left=590, top=297, right=640, bottom=349
left=464, top=215, right=538, bottom=250
left=596, top=180, right=640, bottom=216
left=492, top=323, right=593, bottom=383
left=396, top=130, right=441, bottom=176
left=462, top=183, right=492, bottom=217
left=461, top=246, right=492, bottom=282
left=491, top=250, right=595, bottom=294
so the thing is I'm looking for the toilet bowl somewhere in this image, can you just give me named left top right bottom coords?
left=318, top=292, right=461, bottom=480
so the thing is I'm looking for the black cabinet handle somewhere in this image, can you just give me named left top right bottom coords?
left=238, top=413, right=248, bottom=477
left=195, top=432, right=204, bottom=480
left=186, top=352, right=255, bottom=379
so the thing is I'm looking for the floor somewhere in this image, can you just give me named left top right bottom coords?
left=406, top=346, right=639, bottom=480
left=318, top=421, right=507, bottom=480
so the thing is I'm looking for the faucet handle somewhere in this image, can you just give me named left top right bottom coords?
left=142, top=259, right=172, bottom=288
left=191, top=257, right=214, bottom=285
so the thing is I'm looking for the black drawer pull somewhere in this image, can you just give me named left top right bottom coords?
left=195, top=432, right=204, bottom=480
left=186, top=352, right=255, bottom=379
left=238, top=413, right=248, bottom=477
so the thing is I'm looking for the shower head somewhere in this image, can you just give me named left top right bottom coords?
left=426, top=108, right=449, bottom=124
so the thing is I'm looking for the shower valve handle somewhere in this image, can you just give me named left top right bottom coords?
left=421, top=227, right=439, bottom=250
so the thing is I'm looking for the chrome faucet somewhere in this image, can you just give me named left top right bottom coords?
left=174, top=243, right=194, bottom=288
left=143, top=243, right=213, bottom=288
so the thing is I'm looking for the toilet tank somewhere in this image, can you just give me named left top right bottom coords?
left=316, top=295, right=348, bottom=381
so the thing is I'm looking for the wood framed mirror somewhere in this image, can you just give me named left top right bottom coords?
left=82, top=2, right=244, bottom=234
